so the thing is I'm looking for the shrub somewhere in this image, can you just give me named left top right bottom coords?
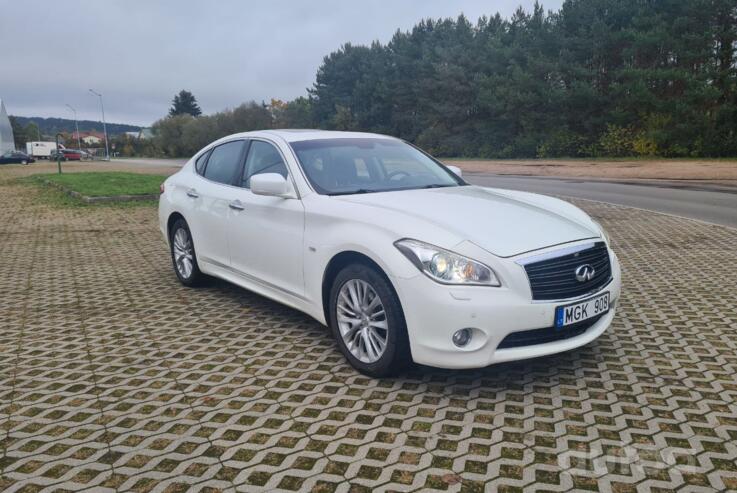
left=537, top=130, right=588, bottom=158
left=597, top=125, right=636, bottom=157
left=632, top=133, right=658, bottom=156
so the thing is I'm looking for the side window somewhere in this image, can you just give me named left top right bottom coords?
left=194, top=150, right=209, bottom=175
left=241, top=140, right=288, bottom=188
left=203, top=141, right=245, bottom=185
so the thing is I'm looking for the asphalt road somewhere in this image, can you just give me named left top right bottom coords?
left=465, top=173, right=737, bottom=228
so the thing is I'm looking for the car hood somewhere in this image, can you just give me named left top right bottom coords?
left=333, top=185, right=600, bottom=257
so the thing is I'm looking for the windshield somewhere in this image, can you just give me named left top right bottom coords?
left=289, top=138, right=463, bottom=195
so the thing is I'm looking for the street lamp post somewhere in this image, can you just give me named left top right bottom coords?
left=88, top=89, right=110, bottom=161
left=65, top=104, right=82, bottom=151
left=55, top=133, right=63, bottom=174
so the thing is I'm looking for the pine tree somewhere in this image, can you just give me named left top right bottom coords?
left=169, top=90, right=202, bottom=117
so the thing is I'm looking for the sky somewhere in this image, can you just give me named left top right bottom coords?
left=0, top=0, right=562, bottom=127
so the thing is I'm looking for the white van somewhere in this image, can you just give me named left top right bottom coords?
left=26, top=141, right=64, bottom=159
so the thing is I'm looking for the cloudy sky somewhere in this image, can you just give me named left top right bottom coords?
left=0, top=0, right=562, bottom=126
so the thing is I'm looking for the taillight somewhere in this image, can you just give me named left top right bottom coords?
left=159, top=183, right=165, bottom=194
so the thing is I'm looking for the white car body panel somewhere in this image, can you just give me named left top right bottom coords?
left=187, top=174, right=238, bottom=267
left=159, top=130, right=621, bottom=369
left=332, top=185, right=599, bottom=258
left=228, top=189, right=306, bottom=298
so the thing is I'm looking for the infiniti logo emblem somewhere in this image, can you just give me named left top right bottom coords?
left=575, top=264, right=595, bottom=282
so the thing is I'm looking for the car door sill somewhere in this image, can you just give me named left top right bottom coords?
left=200, top=256, right=308, bottom=302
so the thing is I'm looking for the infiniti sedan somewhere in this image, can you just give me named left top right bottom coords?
left=159, top=130, right=621, bottom=377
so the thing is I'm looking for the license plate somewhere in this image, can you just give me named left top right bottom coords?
left=555, top=292, right=609, bottom=329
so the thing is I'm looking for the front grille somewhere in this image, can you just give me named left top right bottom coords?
left=522, top=242, right=611, bottom=301
left=497, top=313, right=604, bottom=349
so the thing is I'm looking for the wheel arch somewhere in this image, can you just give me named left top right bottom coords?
left=321, top=250, right=403, bottom=328
left=166, top=211, right=186, bottom=237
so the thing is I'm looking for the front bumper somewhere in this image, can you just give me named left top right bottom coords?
left=394, top=249, right=622, bottom=369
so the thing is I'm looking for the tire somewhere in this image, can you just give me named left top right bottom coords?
left=21, top=160, right=27, bottom=165
left=329, top=263, right=411, bottom=377
left=169, top=218, right=205, bottom=286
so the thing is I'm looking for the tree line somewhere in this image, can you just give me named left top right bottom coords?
left=154, top=0, right=737, bottom=158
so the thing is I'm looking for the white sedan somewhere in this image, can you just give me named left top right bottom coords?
left=159, top=130, right=621, bottom=377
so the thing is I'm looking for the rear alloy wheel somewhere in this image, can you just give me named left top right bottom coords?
left=21, top=160, right=27, bottom=165
left=169, top=218, right=205, bottom=286
left=329, top=264, right=410, bottom=377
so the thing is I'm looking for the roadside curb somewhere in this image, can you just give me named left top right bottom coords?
left=41, top=178, right=158, bottom=203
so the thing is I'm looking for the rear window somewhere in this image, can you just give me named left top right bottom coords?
left=202, top=141, right=246, bottom=185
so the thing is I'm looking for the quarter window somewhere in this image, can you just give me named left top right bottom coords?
left=242, top=141, right=288, bottom=188
left=203, top=141, right=245, bottom=185
left=194, top=150, right=209, bottom=174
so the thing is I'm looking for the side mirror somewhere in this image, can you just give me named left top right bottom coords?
left=447, top=165, right=463, bottom=178
left=250, top=173, right=293, bottom=198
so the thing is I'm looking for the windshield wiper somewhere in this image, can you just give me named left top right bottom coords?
left=328, top=189, right=378, bottom=196
left=417, top=184, right=455, bottom=189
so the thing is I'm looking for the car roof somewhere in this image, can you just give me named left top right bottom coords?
left=219, top=129, right=400, bottom=144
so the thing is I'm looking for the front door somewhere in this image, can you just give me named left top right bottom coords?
left=228, top=139, right=306, bottom=298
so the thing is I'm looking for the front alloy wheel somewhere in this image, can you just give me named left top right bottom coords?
left=329, top=263, right=410, bottom=377
left=337, top=279, right=388, bottom=363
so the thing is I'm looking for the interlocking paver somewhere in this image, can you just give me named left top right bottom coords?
left=1, top=168, right=736, bottom=492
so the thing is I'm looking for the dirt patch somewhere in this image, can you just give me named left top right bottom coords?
left=1, top=160, right=181, bottom=180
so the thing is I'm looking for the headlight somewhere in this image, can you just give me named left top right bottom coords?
left=593, top=220, right=610, bottom=244
left=394, top=239, right=500, bottom=286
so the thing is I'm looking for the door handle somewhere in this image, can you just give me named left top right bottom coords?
left=186, top=188, right=199, bottom=198
left=229, top=200, right=245, bottom=211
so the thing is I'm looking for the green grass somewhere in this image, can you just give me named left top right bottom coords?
left=32, top=172, right=166, bottom=197
left=18, top=172, right=160, bottom=208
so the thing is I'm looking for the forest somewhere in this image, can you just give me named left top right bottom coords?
left=152, top=0, right=737, bottom=158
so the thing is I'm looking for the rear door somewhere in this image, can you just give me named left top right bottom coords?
left=185, top=139, right=248, bottom=269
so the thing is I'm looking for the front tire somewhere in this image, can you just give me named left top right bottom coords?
left=329, top=264, right=410, bottom=377
left=21, top=160, right=28, bottom=165
left=169, top=218, right=205, bottom=286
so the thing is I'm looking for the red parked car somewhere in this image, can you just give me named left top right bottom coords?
left=49, top=149, right=83, bottom=161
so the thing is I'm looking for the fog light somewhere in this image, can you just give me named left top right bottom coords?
left=452, top=328, right=472, bottom=347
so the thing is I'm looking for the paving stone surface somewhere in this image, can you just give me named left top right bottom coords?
left=1, top=168, right=736, bottom=492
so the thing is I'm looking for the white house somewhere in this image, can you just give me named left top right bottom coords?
left=81, top=134, right=103, bottom=145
